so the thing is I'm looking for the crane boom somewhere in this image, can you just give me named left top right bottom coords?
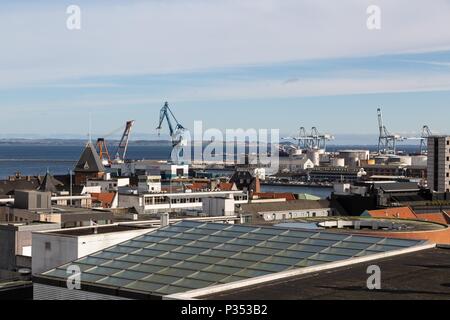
left=377, top=108, right=384, bottom=137
left=156, top=101, right=189, bottom=164
left=157, top=102, right=185, bottom=142
left=115, top=120, right=134, bottom=161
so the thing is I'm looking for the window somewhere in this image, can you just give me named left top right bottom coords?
left=45, top=242, right=51, bottom=251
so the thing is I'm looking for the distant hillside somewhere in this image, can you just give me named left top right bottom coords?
left=0, top=139, right=172, bottom=146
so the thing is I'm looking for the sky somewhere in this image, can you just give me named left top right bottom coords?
left=0, top=0, right=450, bottom=143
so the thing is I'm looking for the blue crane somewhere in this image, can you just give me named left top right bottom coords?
left=156, top=102, right=189, bottom=164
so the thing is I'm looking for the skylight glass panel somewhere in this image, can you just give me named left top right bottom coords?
left=244, top=246, right=282, bottom=256
left=312, top=253, right=350, bottom=262
left=175, top=261, right=210, bottom=271
left=172, top=246, right=206, bottom=255
left=101, top=260, right=137, bottom=270
left=136, top=248, right=166, bottom=257
left=234, top=269, right=271, bottom=278
left=281, top=230, right=316, bottom=238
left=263, top=255, right=300, bottom=266
left=216, top=258, right=256, bottom=268
left=160, top=251, right=193, bottom=261
left=187, top=271, right=228, bottom=283
left=346, top=235, right=384, bottom=244
left=301, top=238, right=338, bottom=247
left=311, top=232, right=349, bottom=241
left=97, top=276, right=135, bottom=288
left=173, top=278, right=214, bottom=290
left=239, top=233, right=274, bottom=241
left=91, top=251, right=125, bottom=260
left=249, top=262, right=291, bottom=273
left=129, top=263, right=166, bottom=274
left=85, top=266, right=122, bottom=276
left=321, top=247, right=361, bottom=257
left=116, top=254, right=151, bottom=264
left=274, top=249, right=314, bottom=260
left=379, top=238, right=423, bottom=247
left=112, top=270, right=149, bottom=280
left=145, top=257, right=180, bottom=267
left=156, top=267, right=197, bottom=278
left=173, top=233, right=201, bottom=241
left=336, top=242, right=372, bottom=250
left=124, top=280, right=165, bottom=293
left=145, top=243, right=179, bottom=251
left=205, top=264, right=241, bottom=275
left=187, top=254, right=223, bottom=264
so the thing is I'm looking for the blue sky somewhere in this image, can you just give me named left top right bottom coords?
left=1, top=0, right=450, bottom=142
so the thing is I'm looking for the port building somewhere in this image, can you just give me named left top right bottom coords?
left=427, top=136, right=450, bottom=193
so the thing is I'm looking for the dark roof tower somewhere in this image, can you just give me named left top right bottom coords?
left=74, top=142, right=105, bottom=173
left=37, top=170, right=63, bottom=193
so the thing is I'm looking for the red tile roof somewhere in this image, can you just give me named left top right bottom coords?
left=91, top=192, right=115, bottom=208
left=415, top=213, right=450, bottom=225
left=253, top=192, right=296, bottom=201
left=366, top=207, right=417, bottom=219
left=366, top=207, right=450, bottom=225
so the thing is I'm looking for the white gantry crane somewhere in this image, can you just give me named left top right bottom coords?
left=405, top=125, right=433, bottom=155
left=377, top=108, right=405, bottom=155
left=156, top=101, right=189, bottom=164
left=283, top=127, right=334, bottom=152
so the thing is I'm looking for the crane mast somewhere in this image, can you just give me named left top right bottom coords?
left=377, top=108, right=403, bottom=155
left=96, top=138, right=111, bottom=165
left=420, top=125, right=432, bottom=155
left=156, top=102, right=189, bottom=164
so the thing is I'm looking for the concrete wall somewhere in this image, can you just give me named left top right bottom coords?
left=32, top=227, right=152, bottom=274
left=262, top=208, right=331, bottom=221
left=0, top=227, right=16, bottom=270
left=76, top=228, right=152, bottom=258
left=15, top=190, right=51, bottom=210
left=34, top=283, right=129, bottom=300
left=0, top=223, right=60, bottom=271
left=202, top=197, right=235, bottom=216
left=32, top=232, right=78, bottom=275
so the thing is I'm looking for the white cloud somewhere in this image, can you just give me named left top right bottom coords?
left=0, top=0, right=450, bottom=87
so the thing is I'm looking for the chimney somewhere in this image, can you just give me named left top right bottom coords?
left=160, top=212, right=169, bottom=227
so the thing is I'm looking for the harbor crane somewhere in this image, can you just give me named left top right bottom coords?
left=96, top=138, right=111, bottom=165
left=405, top=125, right=433, bottom=155
left=96, top=120, right=135, bottom=165
left=283, top=127, right=334, bottom=151
left=377, top=108, right=405, bottom=155
left=420, top=125, right=432, bottom=154
left=156, top=101, right=189, bottom=164
left=114, top=120, right=135, bottom=162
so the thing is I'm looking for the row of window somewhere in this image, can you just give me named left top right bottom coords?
left=143, top=195, right=248, bottom=206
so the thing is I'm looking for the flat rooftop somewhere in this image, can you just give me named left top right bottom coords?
left=204, top=247, right=450, bottom=300
left=45, top=224, right=149, bottom=236
left=280, top=216, right=448, bottom=233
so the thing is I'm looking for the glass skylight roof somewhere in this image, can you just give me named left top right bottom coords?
left=41, top=221, right=426, bottom=297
